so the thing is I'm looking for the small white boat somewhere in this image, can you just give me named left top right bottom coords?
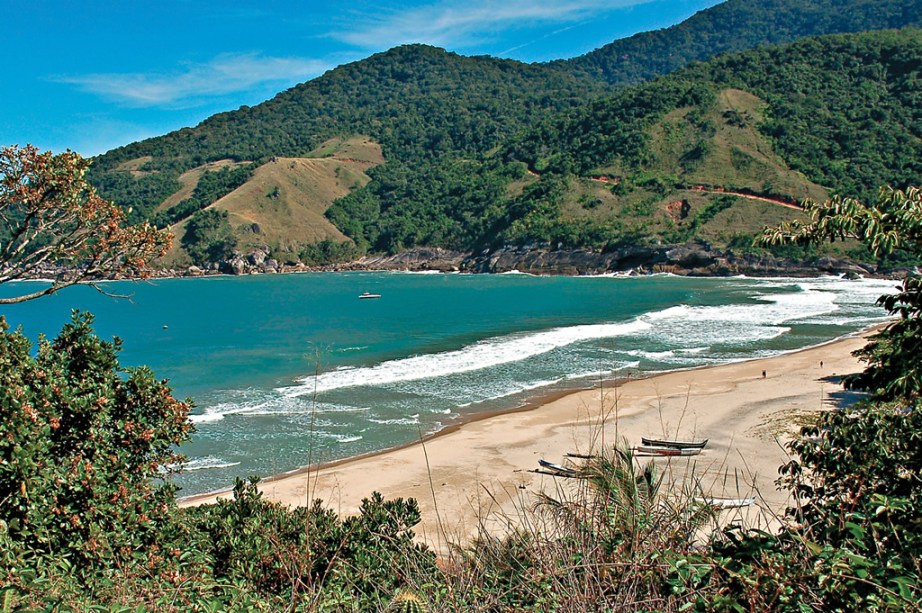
left=694, top=496, right=757, bottom=509
left=538, top=458, right=578, bottom=477
left=359, top=292, right=381, bottom=299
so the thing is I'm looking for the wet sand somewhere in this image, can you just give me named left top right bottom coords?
left=182, top=331, right=874, bottom=550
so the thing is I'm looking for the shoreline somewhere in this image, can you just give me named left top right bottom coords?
left=181, top=327, right=880, bottom=549
left=180, top=381, right=590, bottom=502
left=179, top=325, right=877, bottom=503
left=19, top=241, right=903, bottom=283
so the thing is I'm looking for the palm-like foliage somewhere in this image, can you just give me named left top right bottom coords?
left=457, top=445, right=717, bottom=611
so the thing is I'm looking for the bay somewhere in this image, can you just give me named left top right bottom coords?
left=0, top=272, right=892, bottom=496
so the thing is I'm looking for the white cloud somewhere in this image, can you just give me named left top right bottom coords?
left=56, top=53, right=332, bottom=107
left=333, top=0, right=653, bottom=50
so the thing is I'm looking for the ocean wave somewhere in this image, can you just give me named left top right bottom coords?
left=368, top=416, right=420, bottom=426
left=277, top=319, right=652, bottom=397
left=332, top=434, right=363, bottom=443
left=564, top=361, right=642, bottom=381
left=631, top=282, right=854, bottom=350
left=171, top=457, right=241, bottom=472
left=189, top=392, right=366, bottom=424
left=643, top=286, right=836, bottom=328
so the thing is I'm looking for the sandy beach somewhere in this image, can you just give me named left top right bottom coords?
left=183, top=330, right=874, bottom=550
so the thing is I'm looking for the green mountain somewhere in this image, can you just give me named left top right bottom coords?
left=90, top=46, right=604, bottom=209
left=86, top=0, right=922, bottom=266
left=558, top=0, right=922, bottom=85
left=330, top=29, right=922, bottom=259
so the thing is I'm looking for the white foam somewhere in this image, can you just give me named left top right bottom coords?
left=624, top=349, right=677, bottom=360
left=565, top=360, right=641, bottom=381
left=643, top=287, right=835, bottom=328
left=333, top=434, right=363, bottom=443
left=173, top=457, right=241, bottom=472
left=189, top=389, right=368, bottom=424
left=368, top=416, right=420, bottom=426
left=189, top=411, right=227, bottom=424
left=277, top=319, right=652, bottom=397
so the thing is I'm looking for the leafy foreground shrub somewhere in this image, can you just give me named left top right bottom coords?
left=0, top=314, right=438, bottom=612
left=668, top=401, right=922, bottom=612
left=763, top=185, right=922, bottom=401
left=169, top=479, right=439, bottom=611
left=0, top=311, right=192, bottom=594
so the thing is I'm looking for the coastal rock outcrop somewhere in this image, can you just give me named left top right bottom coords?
left=353, top=248, right=466, bottom=272
left=150, top=242, right=894, bottom=280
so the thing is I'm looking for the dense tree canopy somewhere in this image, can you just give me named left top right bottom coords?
left=559, top=0, right=922, bottom=85
left=181, top=208, right=237, bottom=266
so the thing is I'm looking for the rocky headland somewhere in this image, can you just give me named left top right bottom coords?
left=157, top=241, right=889, bottom=279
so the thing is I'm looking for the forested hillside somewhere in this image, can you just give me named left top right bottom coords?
left=558, top=0, right=922, bottom=85
left=90, top=46, right=605, bottom=221
left=331, top=29, right=922, bottom=257
left=86, top=0, right=922, bottom=266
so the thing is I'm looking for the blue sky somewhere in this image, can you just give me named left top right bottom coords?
left=2, top=0, right=722, bottom=157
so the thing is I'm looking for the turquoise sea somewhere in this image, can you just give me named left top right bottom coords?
left=0, top=272, right=893, bottom=496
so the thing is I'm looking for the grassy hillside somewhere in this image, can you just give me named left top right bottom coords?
left=86, top=0, right=922, bottom=264
left=160, top=137, right=382, bottom=266
left=155, top=159, right=251, bottom=212
left=330, top=29, right=921, bottom=257
left=547, top=86, right=827, bottom=250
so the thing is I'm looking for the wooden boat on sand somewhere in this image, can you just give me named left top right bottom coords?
left=538, top=458, right=579, bottom=477
left=694, top=496, right=757, bottom=509
left=641, top=437, right=708, bottom=450
left=635, top=445, right=702, bottom=457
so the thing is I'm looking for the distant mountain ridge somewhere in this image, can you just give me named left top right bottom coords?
left=86, top=0, right=922, bottom=270
left=558, top=0, right=922, bottom=84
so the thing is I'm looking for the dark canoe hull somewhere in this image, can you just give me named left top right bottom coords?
left=641, top=437, right=708, bottom=449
